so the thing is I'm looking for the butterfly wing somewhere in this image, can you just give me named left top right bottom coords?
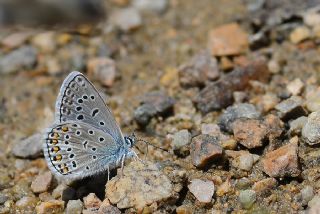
left=55, top=71, right=124, bottom=144
left=43, top=121, right=125, bottom=181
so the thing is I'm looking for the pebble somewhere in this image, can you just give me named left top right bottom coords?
left=36, top=200, right=65, bottom=214
left=268, top=59, right=281, bottom=74
left=172, top=129, right=191, bottom=156
left=65, top=200, right=83, bottom=214
left=239, top=190, right=256, bottom=209
left=0, top=45, right=37, bottom=74
left=31, top=171, right=53, bottom=193
left=111, top=8, right=142, bottom=32
left=289, top=26, right=311, bottom=44
left=306, top=87, right=320, bottom=112
left=176, top=205, right=193, bottom=214
left=304, top=9, right=320, bottom=27
left=12, top=133, right=43, bottom=159
left=301, top=185, right=314, bottom=206
left=289, top=116, right=307, bottom=136
left=195, top=60, right=269, bottom=113
left=208, top=23, right=249, bottom=56
left=216, top=179, right=232, bottom=197
left=87, top=58, right=117, bottom=87
left=218, top=103, right=261, bottom=133
left=252, top=178, right=278, bottom=194
left=286, top=78, right=304, bottom=96
left=178, top=50, right=219, bottom=87
left=134, top=91, right=175, bottom=126
left=83, top=193, right=102, bottom=210
left=302, top=111, right=320, bottom=145
left=106, top=161, right=173, bottom=210
left=190, top=134, right=223, bottom=168
left=188, top=179, right=214, bottom=203
left=275, top=96, right=307, bottom=121
left=1, top=31, right=34, bottom=49
left=260, top=92, right=279, bottom=112
left=15, top=196, right=38, bottom=212
left=0, top=193, right=8, bottom=205
left=51, top=184, right=67, bottom=199
left=261, top=141, right=300, bottom=177
left=98, top=198, right=121, bottom=214
left=132, top=0, right=168, bottom=13
left=264, top=114, right=283, bottom=143
left=232, top=118, right=268, bottom=149
left=31, top=31, right=56, bottom=53
left=308, top=194, right=320, bottom=214
left=225, top=150, right=259, bottom=171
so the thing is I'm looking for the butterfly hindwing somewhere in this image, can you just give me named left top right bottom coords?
left=55, top=71, right=124, bottom=144
left=43, top=121, right=123, bottom=180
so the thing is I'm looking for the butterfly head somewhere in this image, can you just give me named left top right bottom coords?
left=124, top=133, right=136, bottom=148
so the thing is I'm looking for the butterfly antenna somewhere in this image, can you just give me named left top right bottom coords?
left=136, top=138, right=169, bottom=153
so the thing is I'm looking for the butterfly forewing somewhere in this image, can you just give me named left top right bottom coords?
left=44, top=121, right=122, bottom=180
left=55, top=71, right=124, bottom=144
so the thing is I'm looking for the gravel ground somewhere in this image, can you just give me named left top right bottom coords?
left=1, top=0, right=320, bottom=213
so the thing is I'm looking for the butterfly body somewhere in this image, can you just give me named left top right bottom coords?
left=43, top=71, right=136, bottom=181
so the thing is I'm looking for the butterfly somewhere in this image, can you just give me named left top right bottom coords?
left=43, top=71, right=138, bottom=182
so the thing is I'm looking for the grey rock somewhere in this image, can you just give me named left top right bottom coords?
left=275, top=96, right=307, bottom=121
left=302, top=111, right=320, bottom=145
left=188, top=179, right=215, bottom=203
left=30, top=171, right=52, bottom=193
left=218, top=103, right=261, bottom=132
left=178, top=50, right=219, bottom=87
left=0, top=193, right=8, bottom=205
left=12, top=133, right=43, bottom=158
left=308, top=194, right=320, bottom=214
left=111, top=8, right=142, bottom=32
left=65, top=200, right=83, bottom=214
left=172, top=129, right=191, bottom=156
left=239, top=190, right=256, bottom=209
left=289, top=116, right=307, bottom=136
left=301, top=185, right=314, bottom=206
left=134, top=91, right=175, bottom=126
left=132, top=0, right=168, bottom=13
left=0, top=46, right=37, bottom=74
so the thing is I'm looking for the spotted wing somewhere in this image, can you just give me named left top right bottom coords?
left=43, top=121, right=124, bottom=181
left=55, top=71, right=124, bottom=144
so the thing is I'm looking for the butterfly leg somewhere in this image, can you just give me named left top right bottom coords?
left=120, top=154, right=126, bottom=177
left=133, top=151, right=145, bottom=165
left=107, top=165, right=110, bottom=181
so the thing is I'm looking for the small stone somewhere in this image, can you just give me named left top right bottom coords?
left=304, top=9, right=320, bottom=27
left=65, top=200, right=83, bottom=214
left=190, top=134, right=223, bottom=168
left=39, top=192, right=54, bottom=202
left=178, top=50, right=219, bottom=87
left=31, top=31, right=56, bottom=53
left=201, top=123, right=221, bottom=136
left=301, top=185, right=314, bottom=206
left=98, top=198, right=121, bottom=214
left=188, top=179, right=214, bottom=203
left=216, top=179, right=232, bottom=196
left=233, top=91, right=247, bottom=103
left=239, top=190, right=256, bottom=209
left=308, top=194, right=320, bottom=214
left=51, top=184, right=67, bottom=199
left=275, top=96, right=307, bottom=121
left=0, top=193, right=8, bottom=205
left=83, top=193, right=101, bottom=210
left=289, top=116, right=307, bottom=136
left=0, top=45, right=37, bottom=74
left=176, top=205, right=193, bottom=214
left=31, top=171, right=53, bottom=193
left=208, top=23, right=249, bottom=56
left=87, top=58, right=117, bottom=87
left=36, top=200, right=64, bottom=214
left=106, top=161, right=173, bottom=210
left=132, top=0, right=168, bottom=13
left=306, top=87, right=320, bottom=112
left=218, top=103, right=261, bottom=133
left=1, top=31, right=34, bottom=49
left=15, top=196, right=38, bottom=211
left=134, top=91, right=175, bottom=126
left=290, top=26, right=311, bottom=44
left=260, top=92, right=279, bottom=112
left=12, top=133, right=43, bottom=159
left=286, top=78, right=304, bottom=96
left=172, top=129, right=191, bottom=156
left=232, top=118, right=268, bottom=149
left=195, top=60, right=269, bottom=113
left=264, top=114, right=283, bottom=143
left=268, top=59, right=281, bottom=74
left=252, top=178, right=278, bottom=194
left=302, top=111, right=320, bottom=145
left=225, top=150, right=259, bottom=171
left=111, top=8, right=142, bottom=32
left=261, top=141, right=300, bottom=177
